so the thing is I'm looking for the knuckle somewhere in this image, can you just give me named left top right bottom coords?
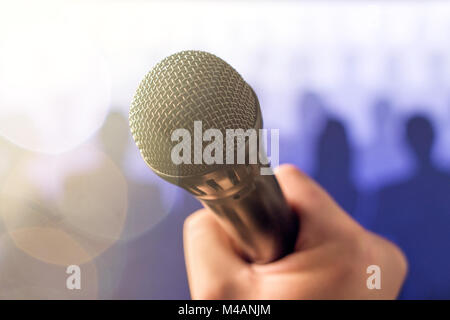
left=276, top=164, right=304, bottom=177
left=334, top=234, right=368, bottom=278
left=183, top=209, right=208, bottom=233
left=303, top=182, right=325, bottom=204
left=395, top=245, right=409, bottom=279
left=194, top=269, right=253, bottom=300
left=193, top=280, right=231, bottom=300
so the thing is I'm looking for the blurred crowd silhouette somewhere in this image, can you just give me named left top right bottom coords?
left=101, top=88, right=450, bottom=299
left=281, top=92, right=450, bottom=299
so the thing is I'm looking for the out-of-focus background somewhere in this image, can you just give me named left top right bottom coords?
left=1, top=0, right=450, bottom=299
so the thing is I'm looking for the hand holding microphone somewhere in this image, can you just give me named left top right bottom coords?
left=129, top=50, right=407, bottom=299
left=184, top=164, right=408, bottom=299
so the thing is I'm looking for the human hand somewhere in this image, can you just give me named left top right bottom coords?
left=183, top=164, right=407, bottom=299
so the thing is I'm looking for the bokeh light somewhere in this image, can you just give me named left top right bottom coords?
left=0, top=1, right=111, bottom=154
left=0, top=145, right=128, bottom=265
left=0, top=234, right=98, bottom=299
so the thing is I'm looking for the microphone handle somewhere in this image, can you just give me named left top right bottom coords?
left=199, top=164, right=299, bottom=264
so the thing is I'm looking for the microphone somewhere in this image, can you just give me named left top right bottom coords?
left=129, top=50, right=298, bottom=263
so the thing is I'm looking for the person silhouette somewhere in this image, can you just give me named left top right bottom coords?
left=314, top=118, right=359, bottom=216
left=281, top=91, right=326, bottom=175
left=435, top=99, right=450, bottom=171
left=372, top=114, right=450, bottom=299
left=358, top=97, right=411, bottom=191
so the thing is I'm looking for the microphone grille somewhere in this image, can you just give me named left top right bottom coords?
left=129, top=50, right=258, bottom=177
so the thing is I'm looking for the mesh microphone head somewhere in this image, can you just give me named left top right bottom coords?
left=129, top=50, right=259, bottom=178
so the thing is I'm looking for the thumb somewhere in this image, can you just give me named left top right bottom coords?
left=274, top=164, right=348, bottom=250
